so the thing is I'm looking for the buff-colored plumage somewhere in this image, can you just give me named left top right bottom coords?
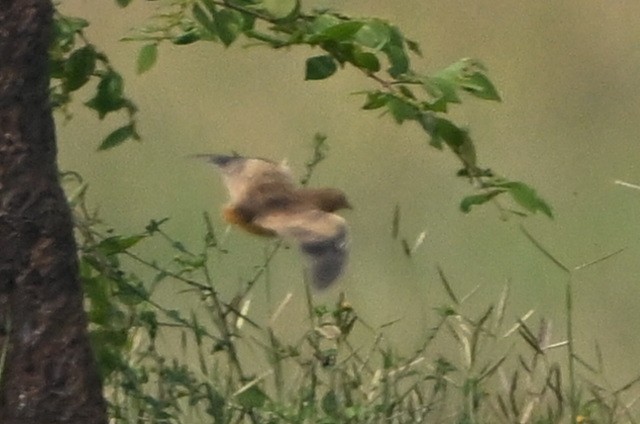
left=199, top=154, right=351, bottom=289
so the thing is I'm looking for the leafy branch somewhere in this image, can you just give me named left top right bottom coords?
left=51, top=9, right=140, bottom=150
left=119, top=0, right=552, bottom=218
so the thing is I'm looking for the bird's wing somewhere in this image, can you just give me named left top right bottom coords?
left=255, top=209, right=349, bottom=289
left=202, top=155, right=297, bottom=204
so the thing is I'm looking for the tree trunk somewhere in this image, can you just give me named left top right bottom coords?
left=0, top=1, right=107, bottom=423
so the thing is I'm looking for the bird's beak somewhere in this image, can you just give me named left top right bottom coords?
left=209, top=154, right=238, bottom=167
left=190, top=154, right=241, bottom=168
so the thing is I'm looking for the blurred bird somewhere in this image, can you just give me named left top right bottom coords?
left=197, top=154, right=351, bottom=289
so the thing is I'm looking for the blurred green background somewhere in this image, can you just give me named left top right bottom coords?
left=58, top=1, right=640, bottom=384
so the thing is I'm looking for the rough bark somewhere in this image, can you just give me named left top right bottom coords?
left=0, top=0, right=107, bottom=423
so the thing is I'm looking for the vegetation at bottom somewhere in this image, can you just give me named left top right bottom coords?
left=62, top=147, right=640, bottom=423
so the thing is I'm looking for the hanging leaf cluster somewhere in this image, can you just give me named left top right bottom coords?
left=50, top=11, right=140, bottom=150
left=60, top=0, right=551, bottom=217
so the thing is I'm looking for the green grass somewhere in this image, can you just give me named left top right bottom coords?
left=64, top=155, right=640, bottom=424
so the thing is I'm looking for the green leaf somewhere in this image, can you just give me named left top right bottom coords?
left=384, top=44, right=409, bottom=78
left=420, top=116, right=476, bottom=164
left=361, top=91, right=390, bottom=110
left=305, top=55, right=337, bottom=80
left=386, top=97, right=418, bottom=123
left=96, top=234, right=146, bottom=256
left=454, top=134, right=477, bottom=167
left=460, top=190, right=504, bottom=213
left=309, top=14, right=341, bottom=34
left=136, top=44, right=157, bottom=74
left=58, top=15, right=90, bottom=34
left=243, top=29, right=288, bottom=46
left=214, top=9, right=244, bottom=46
left=82, top=274, right=109, bottom=314
left=352, top=50, right=380, bottom=72
left=432, top=117, right=467, bottom=147
left=192, top=3, right=216, bottom=35
left=96, top=234, right=146, bottom=255
left=115, top=0, right=132, bottom=6
left=115, top=279, right=148, bottom=305
left=236, top=386, right=268, bottom=408
left=460, top=71, right=501, bottom=101
left=417, top=113, right=443, bottom=149
left=99, top=124, right=136, bottom=151
left=321, top=390, right=339, bottom=416
left=91, top=327, right=128, bottom=349
left=63, top=46, right=96, bottom=91
left=85, top=71, right=126, bottom=118
left=381, top=26, right=410, bottom=77
left=322, top=40, right=355, bottom=65
left=52, top=15, right=89, bottom=57
left=172, top=30, right=201, bottom=45
left=495, top=181, right=553, bottom=217
left=355, top=20, right=391, bottom=49
left=435, top=58, right=501, bottom=102
left=319, top=21, right=365, bottom=41
left=406, top=38, right=422, bottom=56
left=261, top=0, right=300, bottom=21
left=423, top=77, right=461, bottom=110
left=50, top=58, right=65, bottom=79
left=397, top=85, right=416, bottom=99
left=201, top=0, right=217, bottom=16
left=435, top=58, right=473, bottom=80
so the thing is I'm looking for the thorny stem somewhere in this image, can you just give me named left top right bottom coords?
left=238, top=240, right=284, bottom=299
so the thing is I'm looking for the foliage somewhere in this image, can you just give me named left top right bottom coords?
left=112, top=0, right=550, bottom=218
left=63, top=151, right=638, bottom=423
left=50, top=8, right=140, bottom=150
left=50, top=0, right=553, bottom=217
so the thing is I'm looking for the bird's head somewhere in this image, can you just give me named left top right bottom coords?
left=191, top=154, right=247, bottom=177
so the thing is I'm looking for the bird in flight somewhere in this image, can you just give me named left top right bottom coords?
left=198, top=154, right=351, bottom=289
